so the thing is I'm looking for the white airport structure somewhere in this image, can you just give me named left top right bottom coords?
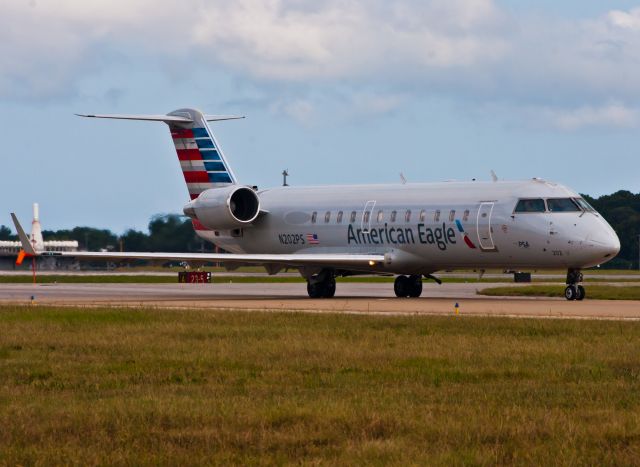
left=0, top=204, right=78, bottom=269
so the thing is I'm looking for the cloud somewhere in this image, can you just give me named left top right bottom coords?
left=608, top=7, right=640, bottom=30
left=0, top=0, right=509, bottom=98
left=548, top=103, right=639, bottom=131
left=1, top=0, right=640, bottom=130
left=191, top=0, right=509, bottom=80
left=270, top=98, right=315, bottom=124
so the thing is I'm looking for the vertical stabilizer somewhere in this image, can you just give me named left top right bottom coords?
left=167, top=108, right=237, bottom=199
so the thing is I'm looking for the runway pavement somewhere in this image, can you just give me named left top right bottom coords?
left=0, top=282, right=637, bottom=320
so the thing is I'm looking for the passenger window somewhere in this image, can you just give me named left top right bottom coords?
left=463, top=209, right=469, bottom=221
left=419, top=209, right=426, bottom=222
left=434, top=210, right=440, bottom=222
left=547, top=198, right=580, bottom=212
left=514, top=199, right=546, bottom=213
left=311, top=211, right=317, bottom=223
left=390, top=210, right=397, bottom=222
left=363, top=211, right=370, bottom=224
left=324, top=211, right=331, bottom=223
left=449, top=210, right=456, bottom=222
left=377, top=210, right=384, bottom=223
left=337, top=211, right=343, bottom=223
left=405, top=210, right=411, bottom=222
left=350, top=211, right=356, bottom=223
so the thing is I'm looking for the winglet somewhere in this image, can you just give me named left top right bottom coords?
left=10, top=213, right=36, bottom=256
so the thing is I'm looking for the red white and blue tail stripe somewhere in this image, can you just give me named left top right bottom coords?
left=167, top=108, right=238, bottom=199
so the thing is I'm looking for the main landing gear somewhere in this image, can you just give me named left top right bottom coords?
left=564, top=268, right=585, bottom=301
left=306, top=270, right=336, bottom=298
left=394, top=275, right=423, bottom=298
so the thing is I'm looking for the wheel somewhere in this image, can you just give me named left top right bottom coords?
left=394, top=275, right=409, bottom=297
left=576, top=285, right=585, bottom=301
left=394, top=275, right=419, bottom=298
left=564, top=285, right=577, bottom=301
left=323, top=279, right=336, bottom=298
left=307, top=278, right=336, bottom=298
left=408, top=275, right=423, bottom=298
left=307, top=281, right=322, bottom=298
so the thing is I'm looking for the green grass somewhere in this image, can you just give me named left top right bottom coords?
left=479, top=285, right=640, bottom=300
left=1, top=306, right=640, bottom=464
left=0, top=274, right=179, bottom=284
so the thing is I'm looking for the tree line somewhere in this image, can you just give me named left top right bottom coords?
left=583, top=191, right=640, bottom=269
left=0, top=215, right=206, bottom=253
left=1, top=190, right=639, bottom=268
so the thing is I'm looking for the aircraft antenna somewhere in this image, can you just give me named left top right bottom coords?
left=399, top=172, right=407, bottom=185
left=490, top=170, right=498, bottom=182
left=282, top=169, right=289, bottom=187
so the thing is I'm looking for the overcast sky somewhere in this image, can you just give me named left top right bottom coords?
left=2, top=0, right=640, bottom=232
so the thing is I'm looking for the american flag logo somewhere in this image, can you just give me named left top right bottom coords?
left=306, top=233, right=319, bottom=245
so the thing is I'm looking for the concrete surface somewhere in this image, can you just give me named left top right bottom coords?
left=0, top=282, right=637, bottom=321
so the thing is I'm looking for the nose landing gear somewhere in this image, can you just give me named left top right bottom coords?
left=565, top=269, right=585, bottom=301
left=394, top=275, right=423, bottom=298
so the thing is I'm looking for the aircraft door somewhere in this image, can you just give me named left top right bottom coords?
left=476, top=202, right=497, bottom=251
left=361, top=200, right=376, bottom=233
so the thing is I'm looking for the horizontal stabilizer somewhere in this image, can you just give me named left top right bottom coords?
left=204, top=115, right=245, bottom=122
left=75, top=113, right=193, bottom=123
left=76, top=114, right=245, bottom=123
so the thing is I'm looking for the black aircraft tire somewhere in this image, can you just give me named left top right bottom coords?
left=307, top=282, right=321, bottom=299
left=394, top=276, right=405, bottom=297
left=408, top=275, right=423, bottom=298
left=323, top=280, right=336, bottom=298
left=394, top=275, right=410, bottom=298
left=576, top=285, right=585, bottom=301
left=307, top=279, right=336, bottom=298
left=564, top=286, right=577, bottom=301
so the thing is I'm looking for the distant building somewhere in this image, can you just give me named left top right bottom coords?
left=0, top=203, right=79, bottom=270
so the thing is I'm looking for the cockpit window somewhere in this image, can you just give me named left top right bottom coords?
left=514, top=198, right=546, bottom=213
left=574, top=198, right=595, bottom=212
left=547, top=198, right=580, bottom=212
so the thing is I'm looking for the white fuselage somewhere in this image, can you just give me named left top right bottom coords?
left=193, top=179, right=620, bottom=275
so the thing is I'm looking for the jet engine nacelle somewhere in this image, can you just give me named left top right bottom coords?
left=183, top=185, right=260, bottom=230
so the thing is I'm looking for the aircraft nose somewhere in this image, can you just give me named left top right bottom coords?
left=585, top=223, right=620, bottom=261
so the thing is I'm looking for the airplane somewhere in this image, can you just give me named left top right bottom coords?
left=11, top=108, right=620, bottom=301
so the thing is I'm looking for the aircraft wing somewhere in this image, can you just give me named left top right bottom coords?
left=11, top=213, right=385, bottom=270
left=39, top=250, right=386, bottom=269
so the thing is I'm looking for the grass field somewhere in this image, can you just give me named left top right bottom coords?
left=480, top=285, right=640, bottom=300
left=2, top=306, right=640, bottom=464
